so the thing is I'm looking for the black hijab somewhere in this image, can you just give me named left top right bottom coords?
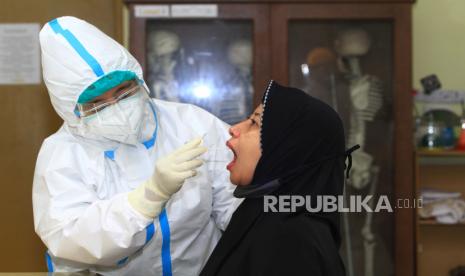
left=235, top=80, right=349, bottom=196
left=201, top=80, right=355, bottom=276
left=235, top=80, right=355, bottom=242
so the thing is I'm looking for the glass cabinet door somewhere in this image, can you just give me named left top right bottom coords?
left=291, top=20, right=395, bottom=276
left=272, top=4, right=413, bottom=276
left=129, top=4, right=270, bottom=125
left=146, top=20, right=252, bottom=124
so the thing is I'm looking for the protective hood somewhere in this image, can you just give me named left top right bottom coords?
left=40, top=16, right=144, bottom=127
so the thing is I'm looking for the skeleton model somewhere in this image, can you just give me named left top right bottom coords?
left=147, top=30, right=181, bottom=102
left=300, top=46, right=353, bottom=275
left=334, top=28, right=383, bottom=276
left=219, top=39, right=253, bottom=124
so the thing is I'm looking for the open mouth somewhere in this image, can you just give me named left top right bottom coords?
left=226, top=140, right=237, bottom=171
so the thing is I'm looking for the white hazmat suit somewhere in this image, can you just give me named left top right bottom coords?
left=32, top=16, right=241, bottom=275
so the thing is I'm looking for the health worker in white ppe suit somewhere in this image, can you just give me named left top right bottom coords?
left=32, top=16, right=241, bottom=276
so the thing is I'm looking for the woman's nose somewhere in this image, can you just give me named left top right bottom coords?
left=229, top=126, right=240, bottom=138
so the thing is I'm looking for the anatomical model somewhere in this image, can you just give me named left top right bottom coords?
left=147, top=30, right=182, bottom=102
left=335, top=28, right=383, bottom=276
left=220, top=39, right=253, bottom=124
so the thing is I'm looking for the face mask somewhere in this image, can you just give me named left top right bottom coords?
left=83, top=92, right=146, bottom=145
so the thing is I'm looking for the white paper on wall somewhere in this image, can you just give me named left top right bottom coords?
left=0, top=23, right=40, bottom=85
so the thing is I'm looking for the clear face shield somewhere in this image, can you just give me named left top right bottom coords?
left=75, top=81, right=155, bottom=145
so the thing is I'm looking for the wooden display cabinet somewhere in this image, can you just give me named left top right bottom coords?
left=125, top=1, right=414, bottom=275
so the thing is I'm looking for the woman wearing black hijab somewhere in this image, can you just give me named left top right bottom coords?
left=200, top=80, right=355, bottom=276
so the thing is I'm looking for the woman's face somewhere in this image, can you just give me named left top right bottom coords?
left=226, top=104, right=263, bottom=186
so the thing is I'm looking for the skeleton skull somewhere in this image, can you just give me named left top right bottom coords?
left=334, top=28, right=371, bottom=57
left=227, top=39, right=253, bottom=74
left=149, top=30, right=180, bottom=57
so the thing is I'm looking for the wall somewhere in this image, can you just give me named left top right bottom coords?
left=413, top=0, right=465, bottom=90
left=0, top=0, right=123, bottom=271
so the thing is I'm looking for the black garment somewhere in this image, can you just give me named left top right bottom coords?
left=200, top=81, right=348, bottom=276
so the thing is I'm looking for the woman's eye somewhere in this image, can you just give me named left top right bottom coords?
left=250, top=118, right=256, bottom=125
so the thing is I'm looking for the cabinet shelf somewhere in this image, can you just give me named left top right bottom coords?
left=416, top=148, right=465, bottom=275
left=416, top=149, right=465, bottom=165
left=419, top=219, right=465, bottom=226
left=416, top=149, right=465, bottom=157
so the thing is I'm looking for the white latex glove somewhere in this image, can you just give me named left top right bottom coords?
left=128, top=138, right=207, bottom=218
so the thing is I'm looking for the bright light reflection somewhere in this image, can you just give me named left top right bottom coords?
left=192, top=83, right=212, bottom=99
